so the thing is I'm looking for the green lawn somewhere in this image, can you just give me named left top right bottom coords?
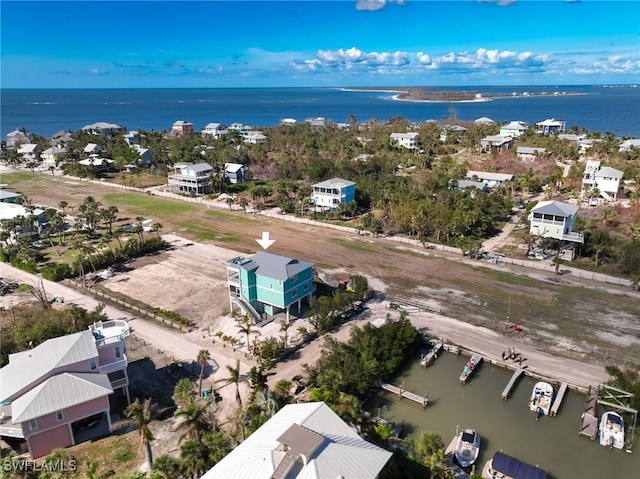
left=104, top=192, right=199, bottom=216
left=204, top=209, right=257, bottom=223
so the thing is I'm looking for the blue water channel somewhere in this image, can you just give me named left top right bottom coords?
left=365, top=351, right=639, bottom=479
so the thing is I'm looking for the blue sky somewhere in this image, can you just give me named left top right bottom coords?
left=1, top=0, right=639, bottom=88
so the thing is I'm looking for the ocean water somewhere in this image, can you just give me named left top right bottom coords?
left=1, top=85, right=639, bottom=139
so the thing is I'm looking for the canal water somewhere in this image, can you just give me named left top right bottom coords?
left=365, top=351, right=639, bottom=479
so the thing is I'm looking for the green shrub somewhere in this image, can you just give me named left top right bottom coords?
left=40, top=263, right=72, bottom=281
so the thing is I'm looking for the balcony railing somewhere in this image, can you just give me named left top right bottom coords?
left=110, top=377, right=129, bottom=390
left=562, top=231, right=584, bottom=243
left=99, top=356, right=128, bottom=375
left=0, top=424, right=24, bottom=438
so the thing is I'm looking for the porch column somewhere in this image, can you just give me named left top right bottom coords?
left=124, top=385, right=131, bottom=405
left=68, top=423, right=75, bottom=445
left=105, top=408, right=112, bottom=429
left=297, top=298, right=302, bottom=314
left=286, top=305, right=290, bottom=322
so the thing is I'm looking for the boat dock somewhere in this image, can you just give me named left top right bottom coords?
left=579, top=385, right=599, bottom=440
left=550, top=382, right=568, bottom=416
left=459, top=353, right=483, bottom=384
left=421, top=340, right=443, bottom=366
left=442, top=433, right=471, bottom=479
left=378, top=381, right=429, bottom=408
left=501, top=368, right=525, bottom=400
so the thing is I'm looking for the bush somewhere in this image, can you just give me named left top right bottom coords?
left=40, top=263, right=72, bottom=281
left=9, top=257, right=36, bottom=273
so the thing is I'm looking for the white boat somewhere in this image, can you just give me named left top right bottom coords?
left=599, top=411, right=625, bottom=449
left=459, top=353, right=483, bottom=384
left=529, top=381, right=554, bottom=419
left=455, top=429, right=480, bottom=468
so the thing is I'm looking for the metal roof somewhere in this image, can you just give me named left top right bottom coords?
left=312, top=178, right=356, bottom=189
left=0, top=331, right=98, bottom=403
left=11, top=373, right=112, bottom=423
left=0, top=203, right=45, bottom=221
left=595, top=166, right=623, bottom=179
left=517, top=147, right=546, bottom=154
left=390, top=132, right=419, bottom=138
left=466, top=170, right=514, bottom=182
left=242, top=252, right=313, bottom=281
left=0, top=190, right=21, bottom=201
left=501, top=121, right=528, bottom=130
left=201, top=402, right=392, bottom=479
left=225, top=163, right=246, bottom=173
left=182, top=162, right=213, bottom=173
left=531, top=200, right=578, bottom=217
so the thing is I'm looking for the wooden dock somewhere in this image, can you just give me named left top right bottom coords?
left=442, top=434, right=471, bottom=479
left=459, top=353, right=483, bottom=384
left=421, top=340, right=443, bottom=366
left=501, top=368, right=525, bottom=400
left=378, top=381, right=429, bottom=408
left=550, top=382, right=568, bottom=416
left=579, top=385, right=599, bottom=440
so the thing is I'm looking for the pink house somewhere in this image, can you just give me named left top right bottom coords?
left=0, top=320, right=130, bottom=458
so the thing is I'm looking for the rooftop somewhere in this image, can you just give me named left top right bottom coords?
left=313, top=177, right=356, bottom=189
left=531, top=200, right=578, bottom=217
left=236, top=251, right=314, bottom=281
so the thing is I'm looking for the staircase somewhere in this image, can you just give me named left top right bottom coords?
left=230, top=294, right=262, bottom=324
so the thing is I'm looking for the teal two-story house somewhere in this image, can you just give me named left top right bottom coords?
left=227, top=252, right=316, bottom=323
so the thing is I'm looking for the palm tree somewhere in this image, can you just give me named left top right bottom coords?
left=196, top=348, right=211, bottom=396
left=179, top=439, right=209, bottom=479
left=552, top=255, right=564, bottom=275
left=174, top=400, right=214, bottom=442
left=124, top=398, right=154, bottom=473
left=236, top=314, right=259, bottom=352
left=217, top=359, right=245, bottom=406
left=238, top=197, right=249, bottom=213
left=172, top=378, right=195, bottom=409
left=150, top=454, right=181, bottom=479
left=153, top=222, right=163, bottom=238
left=225, top=196, right=235, bottom=210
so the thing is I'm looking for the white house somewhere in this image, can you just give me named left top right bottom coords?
left=83, top=143, right=104, bottom=155
left=17, top=144, right=39, bottom=162
left=312, top=178, right=356, bottom=211
left=516, top=147, right=546, bottom=161
left=390, top=132, right=420, bottom=149
left=500, top=121, right=528, bottom=138
left=81, top=122, right=122, bottom=136
left=123, top=131, right=139, bottom=146
left=535, top=118, right=566, bottom=135
left=439, top=125, right=468, bottom=143
left=131, top=145, right=153, bottom=167
left=528, top=200, right=583, bottom=245
left=581, top=160, right=624, bottom=201
left=619, top=139, right=640, bottom=152
left=201, top=402, right=392, bottom=479
left=224, top=163, right=249, bottom=184
left=6, top=129, right=32, bottom=147
left=465, top=170, right=514, bottom=188
left=474, top=117, right=496, bottom=125
left=0, top=203, right=48, bottom=240
left=480, top=135, right=513, bottom=152
left=243, top=131, right=267, bottom=144
left=40, top=146, right=67, bottom=167
left=168, top=162, right=213, bottom=195
left=202, top=123, right=228, bottom=139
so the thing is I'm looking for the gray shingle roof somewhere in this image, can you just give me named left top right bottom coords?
left=241, top=252, right=313, bottom=281
left=12, top=373, right=112, bottom=423
left=1, top=331, right=98, bottom=403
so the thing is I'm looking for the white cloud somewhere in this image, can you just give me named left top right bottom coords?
left=355, top=0, right=386, bottom=11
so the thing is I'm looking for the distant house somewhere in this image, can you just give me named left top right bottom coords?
left=83, top=143, right=104, bottom=156
left=480, top=135, right=513, bottom=153
left=0, top=190, right=22, bottom=203
left=439, top=125, right=468, bottom=143
left=619, top=139, right=640, bottom=152
left=535, top=118, right=566, bottom=135
left=528, top=201, right=584, bottom=255
left=311, top=178, right=356, bottom=211
left=78, top=158, right=115, bottom=172
left=49, top=131, right=74, bottom=146
left=465, top=170, right=514, bottom=189
left=17, top=144, right=40, bottom=162
left=305, top=117, right=327, bottom=128
left=228, top=123, right=251, bottom=133
left=516, top=147, right=546, bottom=161
left=224, top=163, right=249, bottom=184
left=499, top=121, right=528, bottom=138
left=353, top=154, right=373, bottom=162
left=356, top=136, right=373, bottom=146
left=581, top=160, right=624, bottom=201
left=227, top=252, right=316, bottom=322
left=81, top=122, right=122, bottom=136
left=280, top=118, right=297, bottom=126
left=123, top=131, right=140, bottom=146
left=170, top=121, right=194, bottom=137
left=40, top=146, right=67, bottom=167
left=0, top=203, right=48, bottom=240
left=168, top=162, right=213, bottom=195
left=131, top=145, right=154, bottom=167
left=243, top=131, right=267, bottom=145
left=0, top=322, right=130, bottom=459
left=474, top=117, right=496, bottom=125
left=452, top=180, right=489, bottom=193
left=202, top=123, right=228, bottom=139
left=6, top=129, right=32, bottom=147
left=390, top=132, right=420, bottom=150
left=201, top=402, right=392, bottom=479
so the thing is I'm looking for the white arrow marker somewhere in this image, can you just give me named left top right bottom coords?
left=256, top=231, right=276, bottom=250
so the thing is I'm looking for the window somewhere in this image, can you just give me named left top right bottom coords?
left=269, top=283, right=273, bottom=289
left=303, top=282, right=309, bottom=291
left=56, top=410, right=64, bottom=421
left=89, top=358, right=97, bottom=370
left=29, top=419, right=37, bottom=430
left=278, top=280, right=282, bottom=286
left=292, top=289, right=297, bottom=297
left=290, top=274, right=298, bottom=282
left=114, top=346, right=122, bottom=359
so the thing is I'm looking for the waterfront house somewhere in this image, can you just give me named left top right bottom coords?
left=619, top=138, right=640, bottom=152
left=17, top=144, right=40, bottom=162
left=474, top=117, right=496, bottom=125
left=40, top=146, right=67, bottom=167
left=390, top=132, right=420, bottom=150
left=81, top=122, right=122, bottom=136
left=6, top=129, right=32, bottom=147
left=0, top=322, right=130, bottom=458
left=227, top=252, right=316, bottom=322
left=499, top=121, right=528, bottom=138
left=305, top=117, right=327, bottom=128
left=465, top=170, right=514, bottom=188
left=243, top=131, right=267, bottom=145
left=581, top=160, right=623, bottom=201
left=170, top=120, right=194, bottom=137
left=168, top=162, right=213, bottom=195
left=0, top=190, right=22, bottom=203
left=535, top=118, right=566, bottom=135
left=123, top=131, right=140, bottom=146
left=311, top=177, right=356, bottom=211
left=517, top=146, right=547, bottom=162
left=224, top=163, right=249, bottom=184
left=83, top=143, right=104, bottom=156
left=528, top=200, right=583, bottom=259
left=130, top=145, right=153, bottom=167
left=439, top=125, right=468, bottom=143
left=480, top=135, right=513, bottom=153
left=202, top=123, right=229, bottom=139
left=280, top=118, right=297, bottom=126
left=201, top=401, right=392, bottom=479
left=49, top=131, right=74, bottom=146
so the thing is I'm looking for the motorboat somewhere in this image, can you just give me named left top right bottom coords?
left=529, top=381, right=554, bottom=419
left=599, top=411, right=625, bottom=450
left=481, top=451, right=547, bottom=479
left=455, top=428, right=480, bottom=467
left=459, top=353, right=483, bottom=384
